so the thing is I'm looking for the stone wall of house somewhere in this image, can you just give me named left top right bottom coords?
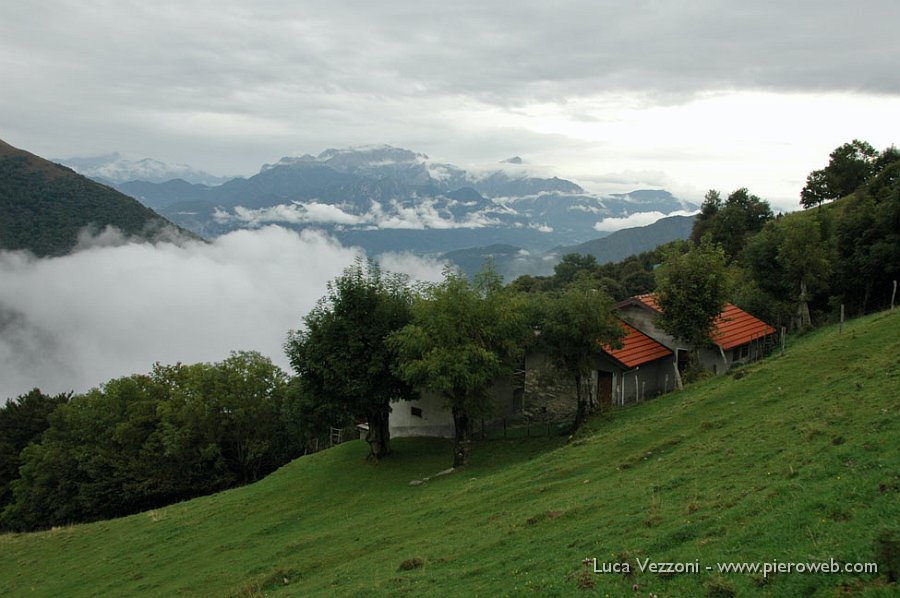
left=522, top=352, right=581, bottom=421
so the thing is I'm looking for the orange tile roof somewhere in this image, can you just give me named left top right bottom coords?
left=623, top=293, right=776, bottom=350
left=631, top=293, right=661, bottom=311
left=711, top=304, right=777, bottom=350
left=601, top=321, right=673, bottom=368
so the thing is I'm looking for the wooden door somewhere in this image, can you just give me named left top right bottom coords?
left=597, top=371, right=613, bottom=409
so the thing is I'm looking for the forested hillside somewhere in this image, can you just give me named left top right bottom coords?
left=0, top=139, right=192, bottom=257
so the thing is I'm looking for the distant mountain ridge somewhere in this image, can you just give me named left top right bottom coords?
left=0, top=139, right=193, bottom=257
left=60, top=153, right=230, bottom=186
left=441, top=213, right=697, bottom=280
left=100, top=145, right=697, bottom=255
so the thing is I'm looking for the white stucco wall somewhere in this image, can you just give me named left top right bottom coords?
left=389, top=392, right=455, bottom=438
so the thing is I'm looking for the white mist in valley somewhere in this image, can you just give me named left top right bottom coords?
left=0, top=226, right=446, bottom=401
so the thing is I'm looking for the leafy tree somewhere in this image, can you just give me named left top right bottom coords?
left=691, top=188, right=772, bottom=260
left=0, top=389, right=70, bottom=510
left=776, top=218, right=832, bottom=329
left=826, top=140, right=878, bottom=198
left=534, top=281, right=623, bottom=430
left=286, top=258, right=415, bottom=460
left=552, top=253, right=598, bottom=287
left=690, top=189, right=722, bottom=243
left=2, top=353, right=297, bottom=531
left=155, top=352, right=293, bottom=486
left=800, top=139, right=881, bottom=207
left=800, top=169, right=831, bottom=209
left=1, top=374, right=163, bottom=530
left=654, top=239, right=731, bottom=366
left=390, top=266, right=528, bottom=467
left=739, top=221, right=795, bottom=326
left=712, top=188, right=774, bottom=260
left=832, top=191, right=900, bottom=314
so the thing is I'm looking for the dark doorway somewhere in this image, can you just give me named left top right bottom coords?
left=597, top=371, right=613, bottom=409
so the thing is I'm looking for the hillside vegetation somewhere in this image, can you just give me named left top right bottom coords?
left=1, top=310, right=897, bottom=597
left=0, top=139, right=192, bottom=257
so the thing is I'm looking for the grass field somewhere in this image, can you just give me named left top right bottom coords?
left=1, top=310, right=898, bottom=597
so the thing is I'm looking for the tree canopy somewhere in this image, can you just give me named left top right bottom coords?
left=1, top=352, right=298, bottom=532
left=285, top=258, right=415, bottom=460
left=654, top=239, right=731, bottom=362
left=533, top=281, right=623, bottom=430
left=390, top=266, right=528, bottom=466
left=690, top=187, right=773, bottom=260
left=800, top=139, right=888, bottom=208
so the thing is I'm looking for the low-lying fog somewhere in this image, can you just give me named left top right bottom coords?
left=0, top=226, right=445, bottom=401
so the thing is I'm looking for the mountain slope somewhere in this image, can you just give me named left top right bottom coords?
left=443, top=214, right=697, bottom=279
left=0, top=139, right=192, bottom=257
left=561, top=213, right=697, bottom=263
left=1, top=310, right=896, bottom=596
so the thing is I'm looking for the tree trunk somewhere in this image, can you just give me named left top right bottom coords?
left=451, top=405, right=470, bottom=467
left=365, top=408, right=392, bottom=461
left=798, top=280, right=812, bottom=330
left=573, top=372, right=586, bottom=431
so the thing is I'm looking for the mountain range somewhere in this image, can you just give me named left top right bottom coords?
left=62, top=146, right=697, bottom=259
left=60, top=153, right=230, bottom=186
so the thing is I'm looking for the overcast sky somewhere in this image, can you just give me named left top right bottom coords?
left=2, top=1, right=899, bottom=210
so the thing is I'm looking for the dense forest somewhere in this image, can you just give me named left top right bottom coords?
left=0, top=139, right=191, bottom=257
left=1, top=139, right=897, bottom=532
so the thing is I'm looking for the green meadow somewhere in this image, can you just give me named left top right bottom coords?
left=1, top=310, right=898, bottom=597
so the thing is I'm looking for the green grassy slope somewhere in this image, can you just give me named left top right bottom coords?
left=1, top=311, right=898, bottom=597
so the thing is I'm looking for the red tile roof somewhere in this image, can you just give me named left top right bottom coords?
left=601, top=321, right=673, bottom=368
left=711, top=304, right=777, bottom=350
left=623, top=293, right=776, bottom=350
left=631, top=293, right=661, bottom=311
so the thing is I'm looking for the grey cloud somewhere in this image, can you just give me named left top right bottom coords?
left=3, top=2, right=897, bottom=128
left=1, top=1, right=897, bottom=201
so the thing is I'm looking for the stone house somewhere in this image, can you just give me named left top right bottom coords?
left=616, top=293, right=777, bottom=375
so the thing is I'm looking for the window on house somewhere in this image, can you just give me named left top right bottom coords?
left=411, top=406, right=423, bottom=418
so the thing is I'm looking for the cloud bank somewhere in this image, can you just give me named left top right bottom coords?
left=593, top=209, right=698, bottom=233
left=217, top=199, right=501, bottom=230
left=0, top=226, right=444, bottom=401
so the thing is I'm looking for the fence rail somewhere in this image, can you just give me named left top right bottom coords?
left=473, top=418, right=574, bottom=441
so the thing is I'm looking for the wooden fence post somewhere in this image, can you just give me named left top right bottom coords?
left=781, top=327, right=786, bottom=356
left=892, top=280, right=897, bottom=311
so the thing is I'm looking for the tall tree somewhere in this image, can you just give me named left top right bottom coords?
left=800, top=170, right=831, bottom=209
left=534, top=281, right=623, bottom=430
left=776, top=218, right=832, bottom=329
left=286, top=258, right=415, bottom=461
left=800, top=139, right=880, bottom=207
left=654, top=239, right=731, bottom=367
left=690, top=189, right=722, bottom=243
left=0, top=389, right=70, bottom=510
left=826, top=139, right=878, bottom=198
left=390, top=266, right=528, bottom=467
left=552, top=253, right=598, bottom=287
left=691, top=188, right=772, bottom=260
